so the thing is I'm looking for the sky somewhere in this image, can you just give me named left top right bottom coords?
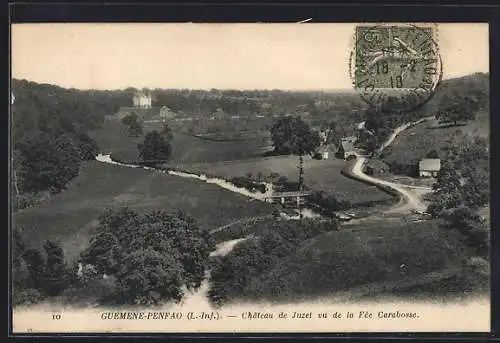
left=11, top=23, right=489, bottom=91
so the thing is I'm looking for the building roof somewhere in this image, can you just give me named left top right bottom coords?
left=341, top=137, right=356, bottom=152
left=419, top=158, right=441, bottom=171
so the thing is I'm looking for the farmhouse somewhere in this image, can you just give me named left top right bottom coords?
left=419, top=158, right=441, bottom=178
left=337, top=136, right=357, bottom=159
left=159, top=106, right=176, bottom=120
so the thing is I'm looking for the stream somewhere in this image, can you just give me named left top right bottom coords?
left=95, top=153, right=322, bottom=219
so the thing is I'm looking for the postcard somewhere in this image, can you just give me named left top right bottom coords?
left=10, top=22, right=490, bottom=333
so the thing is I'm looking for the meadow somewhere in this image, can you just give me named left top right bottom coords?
left=91, top=117, right=393, bottom=206
left=378, top=111, right=489, bottom=168
left=13, top=161, right=274, bottom=262
left=91, top=118, right=271, bottom=164
left=175, top=156, right=393, bottom=206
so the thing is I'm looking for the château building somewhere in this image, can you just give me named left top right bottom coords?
left=133, top=90, right=152, bottom=109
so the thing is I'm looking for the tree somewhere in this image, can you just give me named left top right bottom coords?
left=427, top=161, right=463, bottom=217
left=270, top=116, right=321, bottom=190
left=426, top=149, right=439, bottom=159
left=436, top=102, right=476, bottom=126
left=78, top=208, right=214, bottom=305
left=11, top=79, right=131, bottom=196
left=42, top=240, right=70, bottom=296
left=161, top=124, right=173, bottom=142
left=115, top=248, right=185, bottom=305
left=19, top=133, right=81, bottom=194
left=80, top=232, right=122, bottom=275
left=432, top=161, right=461, bottom=192
left=22, top=248, right=46, bottom=290
left=462, top=173, right=489, bottom=209
left=128, top=120, right=143, bottom=137
left=53, top=134, right=81, bottom=187
left=366, top=133, right=379, bottom=157
left=12, top=228, right=30, bottom=290
left=121, top=112, right=138, bottom=126
left=138, top=131, right=172, bottom=162
left=442, top=207, right=489, bottom=258
left=121, top=112, right=143, bottom=137
left=75, top=132, right=99, bottom=160
left=335, top=143, right=345, bottom=159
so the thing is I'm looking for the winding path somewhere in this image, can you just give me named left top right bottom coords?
left=350, top=157, right=428, bottom=213
left=349, top=119, right=434, bottom=214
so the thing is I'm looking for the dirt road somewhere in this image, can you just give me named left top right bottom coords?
left=351, top=156, right=428, bottom=214
left=348, top=119, right=435, bottom=214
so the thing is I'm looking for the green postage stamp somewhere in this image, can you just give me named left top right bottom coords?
left=350, top=23, right=443, bottom=112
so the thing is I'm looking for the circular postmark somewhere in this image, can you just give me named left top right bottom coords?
left=349, top=23, right=443, bottom=113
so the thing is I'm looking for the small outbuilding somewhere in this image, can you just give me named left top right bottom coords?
left=419, top=158, right=441, bottom=178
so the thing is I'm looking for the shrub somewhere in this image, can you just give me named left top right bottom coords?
left=12, top=288, right=43, bottom=307
left=312, top=152, right=323, bottom=160
left=426, top=149, right=439, bottom=159
left=230, top=176, right=267, bottom=193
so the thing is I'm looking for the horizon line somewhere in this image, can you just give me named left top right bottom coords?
left=11, top=71, right=488, bottom=93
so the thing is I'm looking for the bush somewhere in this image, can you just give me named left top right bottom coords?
left=12, top=288, right=43, bottom=307
left=61, top=276, right=118, bottom=305
left=230, top=176, right=267, bottom=193
left=312, top=152, right=323, bottom=160
left=12, top=193, right=42, bottom=212
left=388, top=161, right=419, bottom=177
left=426, top=149, right=439, bottom=159
left=274, top=176, right=300, bottom=192
left=441, top=207, right=490, bottom=259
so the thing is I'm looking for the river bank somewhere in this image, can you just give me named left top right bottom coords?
left=95, top=153, right=324, bottom=219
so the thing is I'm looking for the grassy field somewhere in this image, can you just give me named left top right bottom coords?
left=237, top=218, right=484, bottom=302
left=378, top=111, right=489, bottom=167
left=90, top=118, right=271, bottom=164
left=176, top=156, right=394, bottom=206
left=91, top=117, right=393, bottom=207
left=13, top=161, right=274, bottom=262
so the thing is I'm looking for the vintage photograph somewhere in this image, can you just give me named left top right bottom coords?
left=10, top=23, right=490, bottom=333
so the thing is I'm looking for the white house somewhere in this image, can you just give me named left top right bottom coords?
left=133, top=91, right=152, bottom=109
left=419, top=158, right=441, bottom=178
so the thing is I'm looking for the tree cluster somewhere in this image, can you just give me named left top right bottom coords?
left=121, top=112, right=143, bottom=137
left=12, top=79, right=124, bottom=198
left=427, top=156, right=489, bottom=259
left=307, top=191, right=351, bottom=217
left=137, top=126, right=173, bottom=164
left=78, top=208, right=215, bottom=305
left=16, top=132, right=98, bottom=195
left=12, top=229, right=71, bottom=306
left=427, top=158, right=489, bottom=217
left=441, top=207, right=489, bottom=259
left=435, top=96, right=478, bottom=126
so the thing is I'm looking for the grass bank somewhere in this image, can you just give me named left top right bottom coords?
left=13, top=161, right=274, bottom=262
